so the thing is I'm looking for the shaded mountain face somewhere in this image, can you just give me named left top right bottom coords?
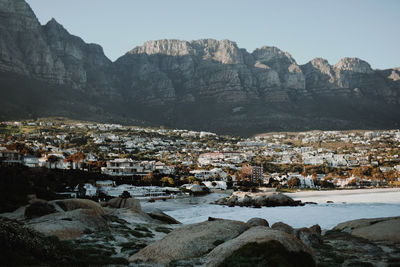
left=1, top=0, right=399, bottom=135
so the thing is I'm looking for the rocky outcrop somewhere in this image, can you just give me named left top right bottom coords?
left=106, top=197, right=141, bottom=212
left=206, top=226, right=316, bottom=267
left=54, top=199, right=105, bottom=215
left=0, top=216, right=66, bottom=265
left=24, top=200, right=56, bottom=219
left=0, top=0, right=113, bottom=92
left=295, top=225, right=322, bottom=248
left=147, top=208, right=181, bottom=224
left=333, top=216, right=400, bottom=242
left=27, top=199, right=107, bottom=240
left=129, top=218, right=249, bottom=265
left=29, top=208, right=107, bottom=240
left=271, top=222, right=295, bottom=235
left=315, top=217, right=400, bottom=266
left=246, top=217, right=269, bottom=227
left=214, top=191, right=302, bottom=207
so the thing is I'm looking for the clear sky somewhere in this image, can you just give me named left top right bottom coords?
left=26, top=0, right=400, bottom=69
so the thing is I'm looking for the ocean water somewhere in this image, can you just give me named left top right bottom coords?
left=143, top=189, right=400, bottom=229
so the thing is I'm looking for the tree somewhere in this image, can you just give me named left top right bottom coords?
left=161, top=177, right=174, bottom=186
left=47, top=155, right=60, bottom=169
left=142, top=171, right=154, bottom=185
left=187, top=176, right=196, bottom=184
left=287, top=177, right=300, bottom=188
left=321, top=178, right=335, bottom=188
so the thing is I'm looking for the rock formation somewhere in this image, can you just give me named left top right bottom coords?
left=129, top=218, right=249, bottom=265
left=333, top=216, right=400, bottom=242
left=214, top=191, right=302, bottom=207
left=1, top=0, right=400, bottom=135
left=205, top=226, right=316, bottom=267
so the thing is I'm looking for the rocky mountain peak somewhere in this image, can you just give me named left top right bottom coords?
left=252, top=46, right=296, bottom=65
left=129, top=39, right=193, bottom=56
left=0, top=0, right=41, bottom=30
left=388, top=68, right=400, bottom=81
left=334, top=57, right=373, bottom=73
left=128, top=38, right=244, bottom=64
left=305, top=58, right=334, bottom=75
left=43, top=18, right=70, bottom=37
left=191, top=38, right=243, bottom=64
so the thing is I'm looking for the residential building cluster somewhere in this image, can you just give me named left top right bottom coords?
left=1, top=119, right=400, bottom=190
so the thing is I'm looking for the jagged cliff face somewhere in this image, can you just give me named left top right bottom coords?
left=0, top=0, right=114, bottom=93
left=115, top=40, right=399, bottom=105
left=114, top=39, right=310, bottom=104
left=0, top=0, right=400, bottom=135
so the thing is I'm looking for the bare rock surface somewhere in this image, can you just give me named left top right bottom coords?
left=147, top=208, right=181, bottom=224
left=333, top=216, right=400, bottom=242
left=206, top=226, right=315, bottom=267
left=106, top=197, right=141, bottom=212
left=24, top=200, right=56, bottom=219
left=215, top=191, right=301, bottom=207
left=54, top=198, right=105, bottom=215
left=246, top=217, right=269, bottom=227
left=271, top=221, right=295, bottom=235
left=129, top=218, right=249, bottom=265
left=29, top=208, right=107, bottom=240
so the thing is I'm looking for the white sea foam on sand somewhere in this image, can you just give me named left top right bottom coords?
left=143, top=188, right=400, bottom=229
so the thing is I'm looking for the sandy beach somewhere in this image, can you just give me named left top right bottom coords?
left=139, top=188, right=400, bottom=229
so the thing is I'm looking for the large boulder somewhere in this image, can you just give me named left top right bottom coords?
left=107, top=197, right=141, bottom=212
left=147, top=208, right=181, bottom=224
left=206, top=226, right=316, bottom=267
left=24, top=200, right=56, bottom=219
left=54, top=199, right=105, bottom=215
left=26, top=199, right=107, bottom=240
left=271, top=222, right=295, bottom=235
left=29, top=208, right=108, bottom=240
left=129, top=219, right=249, bottom=265
left=295, top=225, right=322, bottom=248
left=333, top=216, right=400, bottom=242
left=247, top=217, right=269, bottom=227
left=0, top=217, right=62, bottom=266
left=215, top=192, right=301, bottom=207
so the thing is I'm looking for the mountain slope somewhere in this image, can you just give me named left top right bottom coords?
left=0, top=0, right=399, bottom=135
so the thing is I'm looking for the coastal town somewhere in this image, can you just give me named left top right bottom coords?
left=1, top=118, right=399, bottom=199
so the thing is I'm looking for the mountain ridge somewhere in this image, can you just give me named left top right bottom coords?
left=0, top=0, right=399, bottom=135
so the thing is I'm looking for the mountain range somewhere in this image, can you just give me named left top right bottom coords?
left=1, top=0, right=400, bottom=135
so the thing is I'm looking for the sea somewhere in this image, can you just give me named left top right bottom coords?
left=140, top=188, right=400, bottom=229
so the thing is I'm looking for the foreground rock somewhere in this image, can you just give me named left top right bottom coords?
left=0, top=216, right=129, bottom=266
left=295, top=225, right=322, bottom=248
left=271, top=222, right=295, bottom=235
left=54, top=199, right=105, bottom=215
left=129, top=218, right=249, bottom=265
left=247, top=217, right=269, bottom=227
left=215, top=191, right=302, bottom=207
left=333, top=216, right=400, bottom=242
left=147, top=208, right=181, bottom=224
left=319, top=233, right=400, bottom=266
left=206, top=226, right=316, bottom=267
left=29, top=199, right=107, bottom=240
left=24, top=199, right=57, bottom=219
left=105, top=197, right=141, bottom=213
left=0, top=216, right=64, bottom=266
